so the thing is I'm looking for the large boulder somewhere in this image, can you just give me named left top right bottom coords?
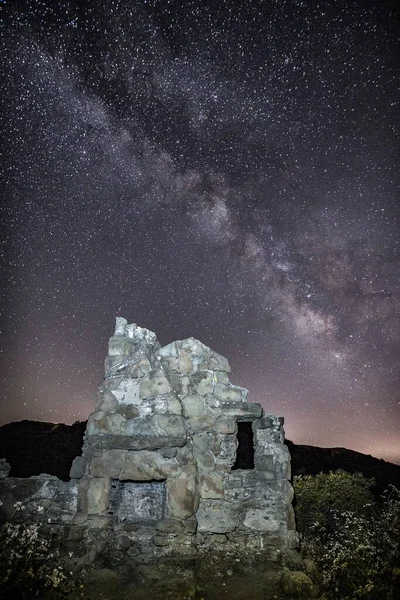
left=280, top=571, right=314, bottom=598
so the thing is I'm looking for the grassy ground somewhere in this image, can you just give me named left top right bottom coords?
left=68, top=569, right=298, bottom=600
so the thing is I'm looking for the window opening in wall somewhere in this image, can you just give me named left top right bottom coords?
left=232, top=421, right=255, bottom=470
left=108, top=479, right=166, bottom=522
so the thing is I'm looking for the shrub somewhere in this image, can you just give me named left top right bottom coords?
left=293, top=470, right=375, bottom=536
left=294, top=473, right=400, bottom=600
left=0, top=502, right=75, bottom=599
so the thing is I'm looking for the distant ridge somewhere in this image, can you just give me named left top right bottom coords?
left=285, top=439, right=400, bottom=498
left=0, top=420, right=86, bottom=481
left=0, top=420, right=399, bottom=497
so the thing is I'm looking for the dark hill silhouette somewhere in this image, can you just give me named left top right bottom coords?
left=0, top=421, right=399, bottom=498
left=0, top=420, right=86, bottom=481
left=286, top=439, right=400, bottom=498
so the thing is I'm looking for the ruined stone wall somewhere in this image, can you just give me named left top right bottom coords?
left=0, top=319, right=298, bottom=574
left=0, top=460, right=78, bottom=525
left=72, top=318, right=298, bottom=566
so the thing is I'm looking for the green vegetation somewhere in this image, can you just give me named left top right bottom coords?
left=294, top=471, right=400, bottom=599
left=294, top=470, right=375, bottom=535
left=0, top=503, right=77, bottom=599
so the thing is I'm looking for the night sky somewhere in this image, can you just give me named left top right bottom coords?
left=1, top=0, right=399, bottom=463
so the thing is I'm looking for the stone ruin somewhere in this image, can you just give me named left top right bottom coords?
left=0, top=317, right=299, bottom=580
left=73, top=318, right=298, bottom=564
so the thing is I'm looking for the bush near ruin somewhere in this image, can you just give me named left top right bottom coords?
left=294, top=472, right=400, bottom=600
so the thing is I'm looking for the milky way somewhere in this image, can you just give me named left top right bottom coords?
left=1, top=0, right=399, bottom=463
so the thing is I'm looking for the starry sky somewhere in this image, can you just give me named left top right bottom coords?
left=1, top=0, right=399, bottom=463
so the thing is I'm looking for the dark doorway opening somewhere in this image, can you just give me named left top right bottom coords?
left=232, top=421, right=255, bottom=470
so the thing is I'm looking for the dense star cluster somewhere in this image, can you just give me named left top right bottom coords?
left=1, top=0, right=399, bottom=462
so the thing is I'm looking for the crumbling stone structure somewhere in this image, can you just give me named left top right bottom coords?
left=0, top=318, right=299, bottom=582
left=71, top=318, right=298, bottom=568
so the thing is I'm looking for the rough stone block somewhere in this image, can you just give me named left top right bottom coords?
left=240, top=471, right=259, bottom=488
left=163, top=394, right=183, bottom=415
left=103, top=376, right=123, bottom=390
left=155, top=518, right=185, bottom=534
left=166, top=471, right=198, bottom=520
left=283, top=480, right=294, bottom=503
left=152, top=535, right=170, bottom=546
left=159, top=447, right=178, bottom=459
left=207, top=350, right=231, bottom=373
left=88, top=432, right=186, bottom=451
left=199, top=472, right=224, bottom=498
left=243, top=509, right=280, bottom=532
left=184, top=517, right=198, bottom=534
left=108, top=335, right=133, bottom=357
left=75, top=475, right=90, bottom=516
left=218, top=401, right=263, bottom=419
left=280, top=571, right=313, bottom=598
left=156, top=341, right=178, bottom=358
left=253, top=416, right=272, bottom=430
left=150, top=414, right=186, bottom=440
left=267, top=414, right=285, bottom=428
left=175, top=444, right=195, bottom=466
left=194, top=371, right=216, bottom=395
left=69, top=456, right=83, bottom=479
left=256, top=470, right=276, bottom=481
left=114, top=316, right=128, bottom=334
left=181, top=394, right=205, bottom=418
left=139, top=369, right=173, bottom=399
left=87, top=515, right=114, bottom=528
left=254, top=429, right=274, bottom=447
left=127, top=358, right=152, bottom=378
left=193, top=433, right=216, bottom=471
left=115, top=533, right=133, bottom=550
left=254, top=420, right=285, bottom=445
left=209, top=433, right=222, bottom=455
left=86, top=411, right=105, bottom=436
left=214, top=371, right=230, bottom=384
left=287, top=461, right=292, bottom=480
left=224, top=474, right=243, bottom=489
left=254, top=454, right=274, bottom=472
left=90, top=450, right=126, bottom=478
left=115, top=403, right=139, bottom=419
left=168, top=372, right=182, bottom=394
left=217, top=434, right=236, bottom=460
left=87, top=477, right=110, bottom=515
left=111, top=379, right=141, bottom=405
left=211, top=533, right=227, bottom=543
left=286, top=505, right=296, bottom=530
left=187, top=415, right=216, bottom=433
left=104, top=356, right=121, bottom=378
left=196, top=500, right=239, bottom=533
left=158, top=347, right=192, bottom=375
left=120, top=417, right=152, bottom=437
left=129, top=393, right=182, bottom=418
left=242, top=496, right=274, bottom=510
left=214, top=383, right=243, bottom=402
left=96, top=388, right=118, bottom=412
left=214, top=419, right=236, bottom=434
left=287, top=530, right=300, bottom=549
left=121, top=451, right=180, bottom=480
left=86, top=411, right=124, bottom=436
left=272, top=445, right=291, bottom=480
